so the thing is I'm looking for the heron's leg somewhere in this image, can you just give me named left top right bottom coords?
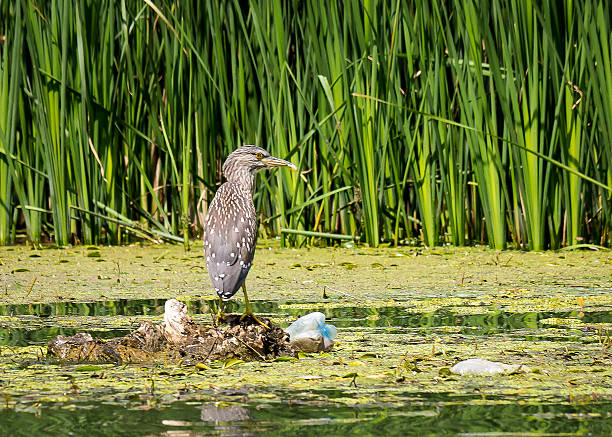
left=216, top=297, right=225, bottom=325
left=240, top=283, right=268, bottom=328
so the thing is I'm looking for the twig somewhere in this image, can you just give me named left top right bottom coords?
left=323, top=285, right=353, bottom=298
left=568, top=81, right=583, bottom=110
left=203, top=335, right=219, bottom=362
left=115, top=262, right=121, bottom=284
left=230, top=332, right=266, bottom=361
left=25, top=277, right=37, bottom=298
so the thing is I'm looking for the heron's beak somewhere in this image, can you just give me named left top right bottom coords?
left=263, top=156, right=298, bottom=171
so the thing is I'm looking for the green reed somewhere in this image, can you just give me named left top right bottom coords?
left=0, top=0, right=609, bottom=249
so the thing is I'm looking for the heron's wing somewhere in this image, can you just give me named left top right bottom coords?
left=203, top=183, right=257, bottom=299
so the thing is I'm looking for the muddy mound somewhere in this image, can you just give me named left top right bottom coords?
left=47, top=299, right=294, bottom=363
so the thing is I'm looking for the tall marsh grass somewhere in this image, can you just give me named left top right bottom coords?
left=0, top=0, right=610, bottom=249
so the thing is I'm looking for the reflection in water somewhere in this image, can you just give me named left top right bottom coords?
left=0, top=298, right=609, bottom=346
left=0, top=299, right=241, bottom=320
left=0, top=327, right=130, bottom=346
left=1, top=397, right=611, bottom=436
left=197, top=404, right=252, bottom=437
left=0, top=299, right=172, bottom=317
left=200, top=404, right=251, bottom=422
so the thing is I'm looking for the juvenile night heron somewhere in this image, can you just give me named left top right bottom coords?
left=203, top=145, right=297, bottom=324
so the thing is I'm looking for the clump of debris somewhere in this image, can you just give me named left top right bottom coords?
left=47, top=299, right=295, bottom=363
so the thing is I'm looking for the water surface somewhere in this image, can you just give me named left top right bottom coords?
left=1, top=245, right=611, bottom=435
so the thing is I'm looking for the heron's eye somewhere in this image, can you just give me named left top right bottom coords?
left=255, top=153, right=264, bottom=160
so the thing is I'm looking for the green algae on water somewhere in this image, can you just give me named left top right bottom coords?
left=0, top=243, right=611, bottom=432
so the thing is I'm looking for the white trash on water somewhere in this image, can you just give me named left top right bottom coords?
left=450, top=358, right=531, bottom=375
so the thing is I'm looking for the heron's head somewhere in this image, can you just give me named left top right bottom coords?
left=222, top=145, right=297, bottom=182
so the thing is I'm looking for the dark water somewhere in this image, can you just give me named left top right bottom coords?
left=0, top=327, right=131, bottom=347
left=0, top=299, right=170, bottom=317
left=0, top=298, right=608, bottom=346
left=1, top=393, right=611, bottom=436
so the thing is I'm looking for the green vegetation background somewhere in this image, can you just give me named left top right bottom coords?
left=0, top=0, right=610, bottom=249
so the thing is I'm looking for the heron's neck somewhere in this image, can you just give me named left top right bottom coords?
left=225, top=168, right=255, bottom=196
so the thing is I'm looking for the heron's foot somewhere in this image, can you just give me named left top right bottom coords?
left=215, top=311, right=225, bottom=326
left=214, top=297, right=226, bottom=327
left=240, top=311, right=269, bottom=329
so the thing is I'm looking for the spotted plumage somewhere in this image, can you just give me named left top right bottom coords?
left=203, top=145, right=297, bottom=302
left=204, top=182, right=256, bottom=299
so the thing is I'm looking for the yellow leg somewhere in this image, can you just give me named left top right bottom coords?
left=240, top=283, right=268, bottom=328
left=216, top=297, right=225, bottom=325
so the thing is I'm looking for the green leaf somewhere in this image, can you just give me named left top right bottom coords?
left=74, top=365, right=105, bottom=372
left=195, top=363, right=211, bottom=371
left=222, top=358, right=244, bottom=369
left=273, top=356, right=295, bottom=362
left=438, top=367, right=451, bottom=377
left=359, top=353, right=379, bottom=359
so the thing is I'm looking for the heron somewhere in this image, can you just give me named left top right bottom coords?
left=203, top=145, right=297, bottom=325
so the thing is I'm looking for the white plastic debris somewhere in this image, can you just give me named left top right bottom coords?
left=450, top=358, right=531, bottom=376
left=163, top=299, right=191, bottom=343
left=285, top=312, right=337, bottom=352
